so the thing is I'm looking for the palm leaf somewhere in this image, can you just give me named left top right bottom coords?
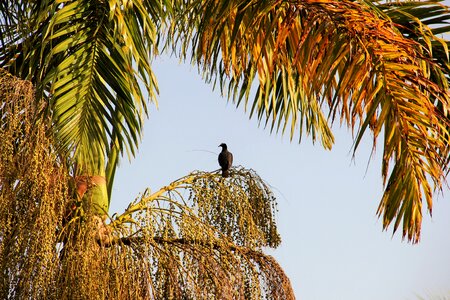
left=171, top=0, right=450, bottom=242
left=0, top=0, right=166, bottom=202
left=42, top=0, right=158, bottom=172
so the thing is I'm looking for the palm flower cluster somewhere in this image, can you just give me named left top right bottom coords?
left=108, top=168, right=290, bottom=299
left=0, top=69, right=293, bottom=299
left=0, top=69, right=69, bottom=299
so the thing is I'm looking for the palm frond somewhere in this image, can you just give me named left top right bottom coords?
left=0, top=0, right=164, bottom=198
left=41, top=0, right=159, bottom=173
left=376, top=0, right=450, bottom=92
left=171, top=0, right=450, bottom=242
left=371, top=0, right=450, bottom=241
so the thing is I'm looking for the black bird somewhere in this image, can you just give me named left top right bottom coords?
left=218, top=143, right=233, bottom=177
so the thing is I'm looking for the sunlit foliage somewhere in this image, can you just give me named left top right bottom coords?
left=1, top=2, right=450, bottom=299
left=168, top=0, right=450, bottom=242
left=108, top=168, right=290, bottom=299
left=0, top=0, right=164, bottom=204
left=2, top=0, right=450, bottom=242
left=0, top=71, right=293, bottom=299
left=0, top=69, right=69, bottom=299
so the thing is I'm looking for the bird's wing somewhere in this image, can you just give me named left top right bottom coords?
left=227, top=151, right=233, bottom=168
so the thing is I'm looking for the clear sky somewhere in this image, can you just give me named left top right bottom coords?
left=110, top=27, right=450, bottom=300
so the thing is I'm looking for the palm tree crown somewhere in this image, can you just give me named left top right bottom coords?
left=1, top=0, right=450, bottom=298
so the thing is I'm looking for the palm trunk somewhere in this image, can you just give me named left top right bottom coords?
left=76, top=151, right=109, bottom=216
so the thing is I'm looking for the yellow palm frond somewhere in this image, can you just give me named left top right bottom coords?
left=173, top=0, right=450, bottom=242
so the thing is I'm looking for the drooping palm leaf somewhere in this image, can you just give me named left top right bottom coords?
left=371, top=0, right=450, bottom=241
left=171, top=0, right=450, bottom=242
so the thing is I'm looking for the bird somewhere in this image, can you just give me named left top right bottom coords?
left=218, top=143, right=233, bottom=177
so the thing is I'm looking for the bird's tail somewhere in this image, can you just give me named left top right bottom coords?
left=222, top=169, right=229, bottom=177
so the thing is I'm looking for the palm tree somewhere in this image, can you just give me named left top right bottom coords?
left=0, top=0, right=449, bottom=298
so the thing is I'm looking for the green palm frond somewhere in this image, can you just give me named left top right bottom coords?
left=3, top=0, right=449, bottom=242
left=172, top=0, right=450, bottom=242
left=0, top=2, right=52, bottom=83
left=41, top=0, right=159, bottom=172
left=0, top=0, right=164, bottom=195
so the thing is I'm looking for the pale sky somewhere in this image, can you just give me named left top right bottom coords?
left=110, top=12, right=450, bottom=299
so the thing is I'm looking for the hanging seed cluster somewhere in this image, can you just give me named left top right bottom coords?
left=0, top=69, right=69, bottom=299
left=0, top=69, right=294, bottom=299
left=52, top=216, right=154, bottom=300
left=189, top=167, right=281, bottom=248
left=109, top=168, right=293, bottom=299
left=0, top=70, right=158, bottom=299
